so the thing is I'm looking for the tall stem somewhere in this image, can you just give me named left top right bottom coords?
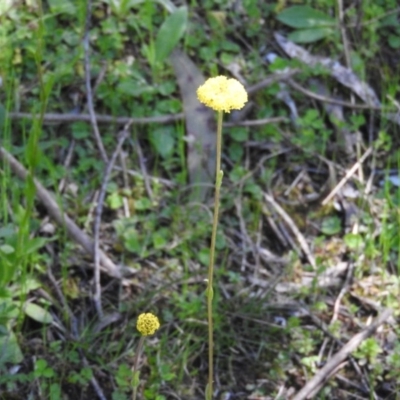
left=132, top=336, right=145, bottom=400
left=206, top=110, right=224, bottom=400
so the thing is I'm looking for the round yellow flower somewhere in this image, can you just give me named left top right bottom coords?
left=197, top=76, right=248, bottom=113
left=136, top=313, right=160, bottom=336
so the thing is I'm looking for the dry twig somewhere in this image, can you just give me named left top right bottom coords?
left=263, top=192, right=316, bottom=269
left=83, top=0, right=108, bottom=163
left=292, top=308, right=393, bottom=400
left=322, top=147, right=372, bottom=205
left=8, top=111, right=185, bottom=125
left=93, top=122, right=132, bottom=319
left=0, top=146, right=121, bottom=279
left=286, top=80, right=381, bottom=110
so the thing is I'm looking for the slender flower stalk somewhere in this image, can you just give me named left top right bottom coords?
left=197, top=76, right=248, bottom=400
left=132, top=313, right=160, bottom=400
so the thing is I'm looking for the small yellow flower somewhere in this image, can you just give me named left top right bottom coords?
left=197, top=76, right=248, bottom=113
left=136, top=313, right=160, bottom=336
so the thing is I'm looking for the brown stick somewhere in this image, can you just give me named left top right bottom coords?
left=0, top=146, right=121, bottom=279
left=8, top=111, right=185, bottom=125
left=291, top=308, right=393, bottom=400
left=83, top=0, right=108, bottom=164
left=93, top=123, right=131, bottom=318
left=8, top=71, right=299, bottom=127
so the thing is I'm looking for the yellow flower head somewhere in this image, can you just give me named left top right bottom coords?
left=137, top=313, right=160, bottom=336
left=197, top=76, right=248, bottom=113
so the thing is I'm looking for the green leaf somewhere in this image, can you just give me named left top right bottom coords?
left=0, top=328, right=23, bottom=364
left=24, top=302, right=53, bottom=324
left=117, top=78, right=155, bottom=97
left=288, top=27, right=335, bottom=43
left=277, top=6, right=335, bottom=29
left=344, top=233, right=363, bottom=250
left=18, top=278, right=43, bottom=295
left=149, top=126, right=175, bottom=158
left=321, top=216, right=341, bottom=235
left=107, top=191, right=124, bottom=210
left=0, top=288, right=11, bottom=298
left=380, top=13, right=399, bottom=28
left=0, top=299, right=19, bottom=323
left=124, top=229, right=141, bottom=254
left=228, top=142, right=244, bottom=163
left=131, top=0, right=176, bottom=13
left=24, top=237, right=47, bottom=255
left=72, top=122, right=90, bottom=140
left=229, top=127, right=249, bottom=142
left=198, top=248, right=210, bottom=266
left=115, top=363, right=132, bottom=388
left=152, top=229, right=168, bottom=249
left=134, top=197, right=152, bottom=210
left=49, top=383, right=61, bottom=400
left=388, top=34, right=400, bottom=49
left=47, top=0, right=76, bottom=15
left=154, top=6, right=188, bottom=63
left=0, top=244, right=14, bottom=255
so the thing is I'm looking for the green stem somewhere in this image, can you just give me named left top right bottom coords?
left=206, top=110, right=224, bottom=400
left=132, top=336, right=145, bottom=400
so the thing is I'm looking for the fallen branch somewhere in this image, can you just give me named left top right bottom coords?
left=291, top=308, right=393, bottom=400
left=322, top=147, right=372, bottom=205
left=8, top=111, right=185, bottom=125
left=83, top=0, right=108, bottom=164
left=93, top=123, right=131, bottom=318
left=263, top=192, right=316, bottom=269
left=0, top=146, right=121, bottom=279
left=8, top=71, right=297, bottom=128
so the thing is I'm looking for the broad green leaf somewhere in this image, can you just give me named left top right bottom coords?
left=0, top=257, right=16, bottom=285
left=9, top=278, right=43, bottom=297
left=47, top=0, right=76, bottom=15
left=130, top=0, right=176, bottom=13
left=0, top=328, right=23, bottom=364
left=0, top=288, right=11, bottom=298
left=134, top=197, right=152, bottom=210
left=149, top=126, right=175, bottom=158
left=0, top=224, right=15, bottom=238
left=228, top=142, right=244, bottom=163
left=380, top=13, right=398, bottom=28
left=321, top=216, right=341, bottom=235
left=198, top=248, right=210, bottom=266
left=155, top=6, right=188, bottom=63
left=24, top=237, right=47, bottom=255
left=117, top=78, right=155, bottom=97
left=0, top=244, right=14, bottom=255
left=0, top=299, right=19, bottom=322
left=344, top=233, right=363, bottom=250
left=277, top=6, right=335, bottom=29
left=124, top=229, right=141, bottom=254
left=229, top=127, right=249, bottom=142
left=288, top=27, right=335, bottom=43
left=107, top=191, right=124, bottom=210
left=49, top=383, right=62, bottom=400
left=72, top=122, right=90, bottom=140
left=24, top=302, right=53, bottom=324
left=152, top=229, right=167, bottom=249
left=388, top=34, right=400, bottom=49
